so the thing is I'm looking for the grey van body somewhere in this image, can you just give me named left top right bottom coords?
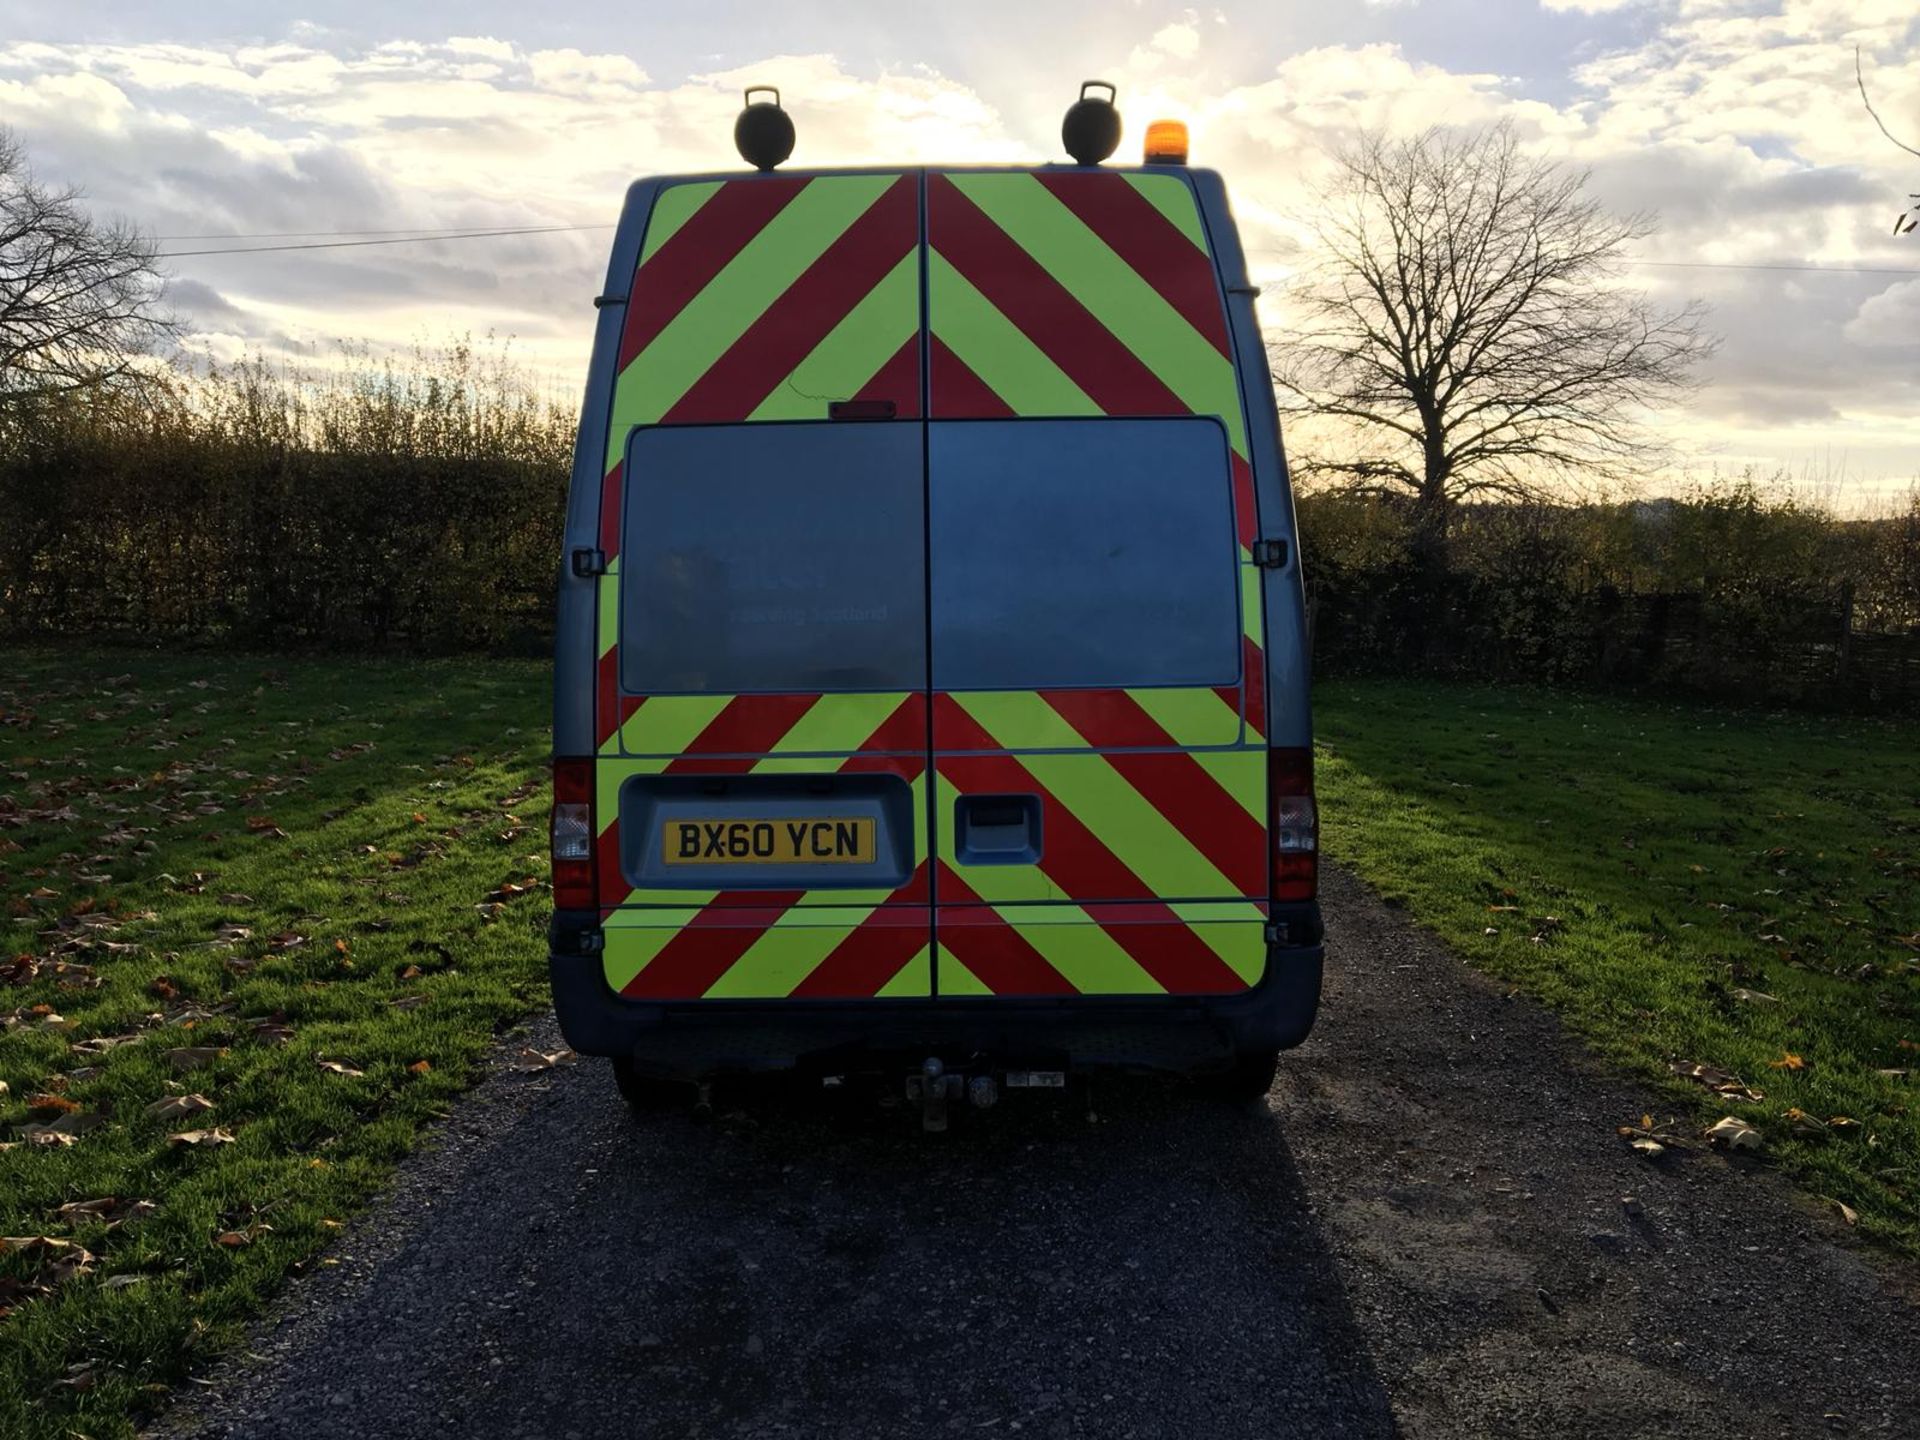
left=547, top=161, right=1322, bottom=1089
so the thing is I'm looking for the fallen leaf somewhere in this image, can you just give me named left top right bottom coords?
left=1669, top=1062, right=1764, bottom=1104
left=38, top=1108, right=109, bottom=1138
left=516, top=1047, right=576, bottom=1071
left=166, top=1127, right=236, bottom=1147
left=1705, top=1115, right=1763, bottom=1151
left=146, top=1093, right=216, bottom=1123
left=407, top=1060, right=432, bottom=1075
left=1783, top=1107, right=1829, bottom=1138
left=315, top=1058, right=364, bottom=1077
left=1767, top=1052, right=1806, bottom=1071
left=25, top=1093, right=80, bottom=1118
left=214, top=1224, right=272, bottom=1248
left=1834, top=1200, right=1859, bottom=1226
left=389, top=994, right=428, bottom=1012
left=54, top=1198, right=157, bottom=1228
left=0, top=1235, right=97, bottom=1308
left=70, top=1032, right=139, bottom=1057
left=147, top=975, right=180, bottom=1002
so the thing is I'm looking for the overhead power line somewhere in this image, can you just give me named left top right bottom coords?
left=154, top=224, right=573, bottom=241
left=157, top=223, right=612, bottom=258
left=153, top=224, right=1920, bottom=276
left=1626, top=258, right=1920, bottom=277
left=1251, top=247, right=1920, bottom=278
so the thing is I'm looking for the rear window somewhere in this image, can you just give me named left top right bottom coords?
left=619, top=422, right=925, bottom=694
left=929, top=417, right=1241, bottom=691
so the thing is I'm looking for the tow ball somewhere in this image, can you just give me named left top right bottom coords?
left=904, top=1058, right=1001, bottom=1132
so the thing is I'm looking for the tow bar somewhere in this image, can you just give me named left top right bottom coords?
left=904, top=1058, right=1059, bottom=1132
left=906, top=1057, right=958, bottom=1132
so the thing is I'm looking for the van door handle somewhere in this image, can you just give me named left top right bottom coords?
left=954, top=793, right=1043, bottom=865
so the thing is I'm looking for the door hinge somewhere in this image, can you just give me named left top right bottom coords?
left=1252, top=538, right=1289, bottom=569
left=570, top=547, right=607, bottom=578
left=593, top=293, right=628, bottom=309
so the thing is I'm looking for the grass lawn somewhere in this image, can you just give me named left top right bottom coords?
left=2, top=654, right=1914, bottom=1436
left=1316, top=679, right=1919, bottom=1254
left=0, top=650, right=551, bottom=1438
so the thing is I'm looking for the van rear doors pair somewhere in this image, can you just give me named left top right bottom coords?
left=586, top=168, right=1270, bottom=1005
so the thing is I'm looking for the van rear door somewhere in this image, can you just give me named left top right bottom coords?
left=591, top=174, right=932, bottom=1002
left=925, top=169, right=1270, bottom=998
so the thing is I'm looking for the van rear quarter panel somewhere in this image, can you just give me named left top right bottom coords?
left=556, top=166, right=1308, bottom=1007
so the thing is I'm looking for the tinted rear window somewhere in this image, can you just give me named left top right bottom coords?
left=619, top=422, right=925, bottom=694
left=929, top=417, right=1241, bottom=691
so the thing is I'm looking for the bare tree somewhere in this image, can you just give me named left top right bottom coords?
left=0, top=127, right=177, bottom=404
left=1270, top=123, right=1712, bottom=565
left=1854, top=48, right=1919, bottom=235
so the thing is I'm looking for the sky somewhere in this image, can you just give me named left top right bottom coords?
left=1, top=0, right=1916, bottom=505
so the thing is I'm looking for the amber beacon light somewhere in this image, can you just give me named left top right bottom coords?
left=1143, top=119, right=1189, bottom=165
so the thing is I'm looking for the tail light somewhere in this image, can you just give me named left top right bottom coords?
left=551, top=757, right=596, bottom=911
left=1268, top=747, right=1318, bottom=902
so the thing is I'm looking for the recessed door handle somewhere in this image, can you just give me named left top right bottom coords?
left=954, top=793, right=1043, bottom=865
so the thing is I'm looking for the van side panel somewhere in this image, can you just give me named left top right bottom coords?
left=592, top=174, right=932, bottom=1000
left=924, top=169, right=1268, bottom=998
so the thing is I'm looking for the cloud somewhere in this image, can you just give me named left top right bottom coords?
left=1845, top=280, right=1920, bottom=350
left=0, top=6, right=1915, bottom=496
left=0, top=34, right=1023, bottom=376
left=445, top=36, right=516, bottom=63
left=1151, top=23, right=1202, bottom=60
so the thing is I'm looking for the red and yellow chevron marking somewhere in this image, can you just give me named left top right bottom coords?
left=933, top=692, right=1265, bottom=900
left=604, top=905, right=931, bottom=1001
left=588, top=168, right=1279, bottom=1002
left=596, top=687, right=930, bottom=899
left=926, top=170, right=1266, bottom=741
left=935, top=889, right=1267, bottom=999
left=930, top=685, right=1242, bottom=751
left=592, top=173, right=928, bottom=770
left=596, top=747, right=932, bottom=996
left=607, top=174, right=922, bottom=462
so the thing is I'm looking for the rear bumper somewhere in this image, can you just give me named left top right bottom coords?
left=547, top=906, right=1324, bottom=1080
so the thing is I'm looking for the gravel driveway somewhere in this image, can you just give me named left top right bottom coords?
left=162, top=868, right=1920, bottom=1440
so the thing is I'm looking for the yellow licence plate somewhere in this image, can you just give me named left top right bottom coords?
left=661, top=817, right=876, bottom=866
